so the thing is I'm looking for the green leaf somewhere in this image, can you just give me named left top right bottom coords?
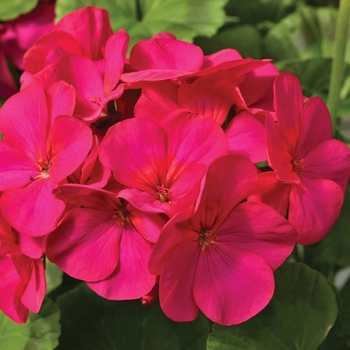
left=57, top=283, right=211, bottom=350
left=45, top=260, right=63, bottom=295
left=0, top=0, right=37, bottom=21
left=313, top=184, right=350, bottom=268
left=207, top=263, right=338, bottom=350
left=263, top=6, right=350, bottom=61
left=0, top=298, right=60, bottom=350
left=55, top=0, right=227, bottom=48
left=195, top=25, right=262, bottom=58
left=225, top=0, right=300, bottom=28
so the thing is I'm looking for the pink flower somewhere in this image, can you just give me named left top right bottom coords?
left=99, top=115, right=228, bottom=217
left=0, top=82, right=92, bottom=236
left=46, top=185, right=166, bottom=300
left=0, top=214, right=45, bottom=324
left=149, top=155, right=296, bottom=325
left=121, top=33, right=268, bottom=84
left=249, top=72, right=350, bottom=244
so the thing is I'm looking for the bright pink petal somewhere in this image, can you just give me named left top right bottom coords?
left=225, top=111, right=266, bottom=163
left=23, top=31, right=81, bottom=74
left=248, top=171, right=290, bottom=218
left=54, top=184, right=117, bottom=210
left=0, top=142, right=39, bottom=191
left=48, top=54, right=104, bottom=120
left=128, top=205, right=167, bottom=243
left=45, top=81, right=76, bottom=121
left=55, top=6, right=112, bottom=60
left=193, top=245, right=274, bottom=325
left=129, top=36, right=203, bottom=72
left=100, top=118, right=168, bottom=191
left=0, top=84, right=48, bottom=160
left=159, top=242, right=200, bottom=322
left=103, top=29, right=129, bottom=94
left=217, top=202, right=296, bottom=269
left=164, top=112, right=228, bottom=174
left=289, top=177, right=344, bottom=244
left=202, top=49, right=242, bottom=68
left=0, top=256, right=28, bottom=323
left=177, top=72, right=239, bottom=125
left=294, top=96, right=332, bottom=159
left=194, top=155, right=258, bottom=230
left=303, top=139, right=350, bottom=193
left=273, top=72, right=303, bottom=153
left=88, top=222, right=155, bottom=300
left=134, top=81, right=180, bottom=122
left=21, top=259, right=45, bottom=313
left=265, top=113, right=303, bottom=191
left=49, top=116, right=92, bottom=183
left=16, top=232, right=45, bottom=259
left=148, top=206, right=196, bottom=275
left=239, top=62, right=278, bottom=107
left=46, top=209, right=121, bottom=281
left=1, top=178, right=65, bottom=237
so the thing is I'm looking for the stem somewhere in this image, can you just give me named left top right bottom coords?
left=327, top=0, right=350, bottom=134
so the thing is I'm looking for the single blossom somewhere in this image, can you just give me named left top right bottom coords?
left=149, top=155, right=296, bottom=325
left=248, top=72, right=350, bottom=244
left=46, top=185, right=166, bottom=299
left=0, top=82, right=92, bottom=236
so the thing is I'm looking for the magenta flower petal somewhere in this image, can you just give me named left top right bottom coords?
left=177, top=72, right=239, bottom=125
left=55, top=6, right=113, bottom=60
left=248, top=172, right=290, bottom=218
left=0, top=142, right=39, bottom=191
left=129, top=35, right=203, bottom=72
left=289, top=177, right=344, bottom=244
left=302, top=139, right=350, bottom=193
left=217, top=202, right=296, bottom=269
left=20, top=259, right=45, bottom=313
left=0, top=84, right=48, bottom=160
left=193, top=245, right=274, bottom=325
left=225, top=111, right=266, bottom=163
left=295, top=96, right=332, bottom=158
left=46, top=209, right=121, bottom=281
left=100, top=118, right=168, bottom=191
left=49, top=116, right=92, bottom=183
left=273, top=72, right=303, bottom=153
left=23, top=31, right=81, bottom=74
left=103, top=30, right=129, bottom=95
left=88, top=223, right=155, bottom=300
left=45, top=81, right=76, bottom=121
left=0, top=256, right=28, bottom=323
left=1, top=179, right=65, bottom=236
left=134, top=81, right=180, bottom=122
left=159, top=242, right=200, bottom=322
left=194, top=155, right=258, bottom=229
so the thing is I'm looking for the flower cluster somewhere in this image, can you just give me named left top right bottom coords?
left=0, top=6, right=349, bottom=326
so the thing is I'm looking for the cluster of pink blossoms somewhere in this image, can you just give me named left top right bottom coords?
left=0, top=6, right=349, bottom=326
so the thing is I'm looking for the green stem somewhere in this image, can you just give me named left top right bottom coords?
left=327, top=0, right=350, bottom=134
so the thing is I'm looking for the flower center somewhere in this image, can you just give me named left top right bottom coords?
left=90, top=95, right=102, bottom=106
left=292, top=158, right=304, bottom=175
left=112, top=207, right=128, bottom=226
left=157, top=184, right=170, bottom=203
left=199, top=229, right=217, bottom=250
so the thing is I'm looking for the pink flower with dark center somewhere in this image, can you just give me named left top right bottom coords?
left=248, top=72, right=350, bottom=244
left=99, top=115, right=228, bottom=217
left=0, top=82, right=92, bottom=236
left=46, top=185, right=166, bottom=300
left=149, top=155, right=296, bottom=325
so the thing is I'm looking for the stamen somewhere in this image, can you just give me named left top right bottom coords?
left=157, top=184, right=170, bottom=203
left=292, top=158, right=305, bottom=175
left=199, top=229, right=217, bottom=250
left=112, top=208, right=128, bottom=225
